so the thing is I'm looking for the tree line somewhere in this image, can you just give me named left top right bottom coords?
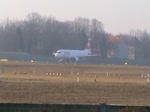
left=0, top=12, right=150, bottom=59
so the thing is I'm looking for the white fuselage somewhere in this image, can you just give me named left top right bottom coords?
left=54, top=49, right=92, bottom=59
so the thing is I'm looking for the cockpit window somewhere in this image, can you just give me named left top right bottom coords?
left=57, top=51, right=61, bottom=54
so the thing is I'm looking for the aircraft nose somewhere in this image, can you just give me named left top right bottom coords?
left=53, top=52, right=56, bottom=56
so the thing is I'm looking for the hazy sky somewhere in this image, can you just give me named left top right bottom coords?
left=0, top=0, right=150, bottom=34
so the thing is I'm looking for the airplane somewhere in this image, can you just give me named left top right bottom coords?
left=53, top=38, right=98, bottom=63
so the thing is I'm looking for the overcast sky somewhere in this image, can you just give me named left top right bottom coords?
left=0, top=0, right=150, bottom=34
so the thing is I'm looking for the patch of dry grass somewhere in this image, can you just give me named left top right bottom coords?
left=0, top=61, right=150, bottom=106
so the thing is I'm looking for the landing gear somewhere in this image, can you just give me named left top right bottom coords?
left=57, top=58, right=78, bottom=64
left=70, top=58, right=76, bottom=63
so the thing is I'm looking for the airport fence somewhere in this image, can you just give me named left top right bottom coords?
left=0, top=103, right=150, bottom=112
left=0, top=103, right=99, bottom=112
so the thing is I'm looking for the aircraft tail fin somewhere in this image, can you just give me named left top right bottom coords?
left=85, top=38, right=91, bottom=50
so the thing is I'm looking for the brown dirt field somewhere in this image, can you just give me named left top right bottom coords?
left=0, top=61, right=150, bottom=106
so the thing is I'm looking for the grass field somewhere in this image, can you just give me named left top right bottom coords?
left=0, top=61, right=150, bottom=106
